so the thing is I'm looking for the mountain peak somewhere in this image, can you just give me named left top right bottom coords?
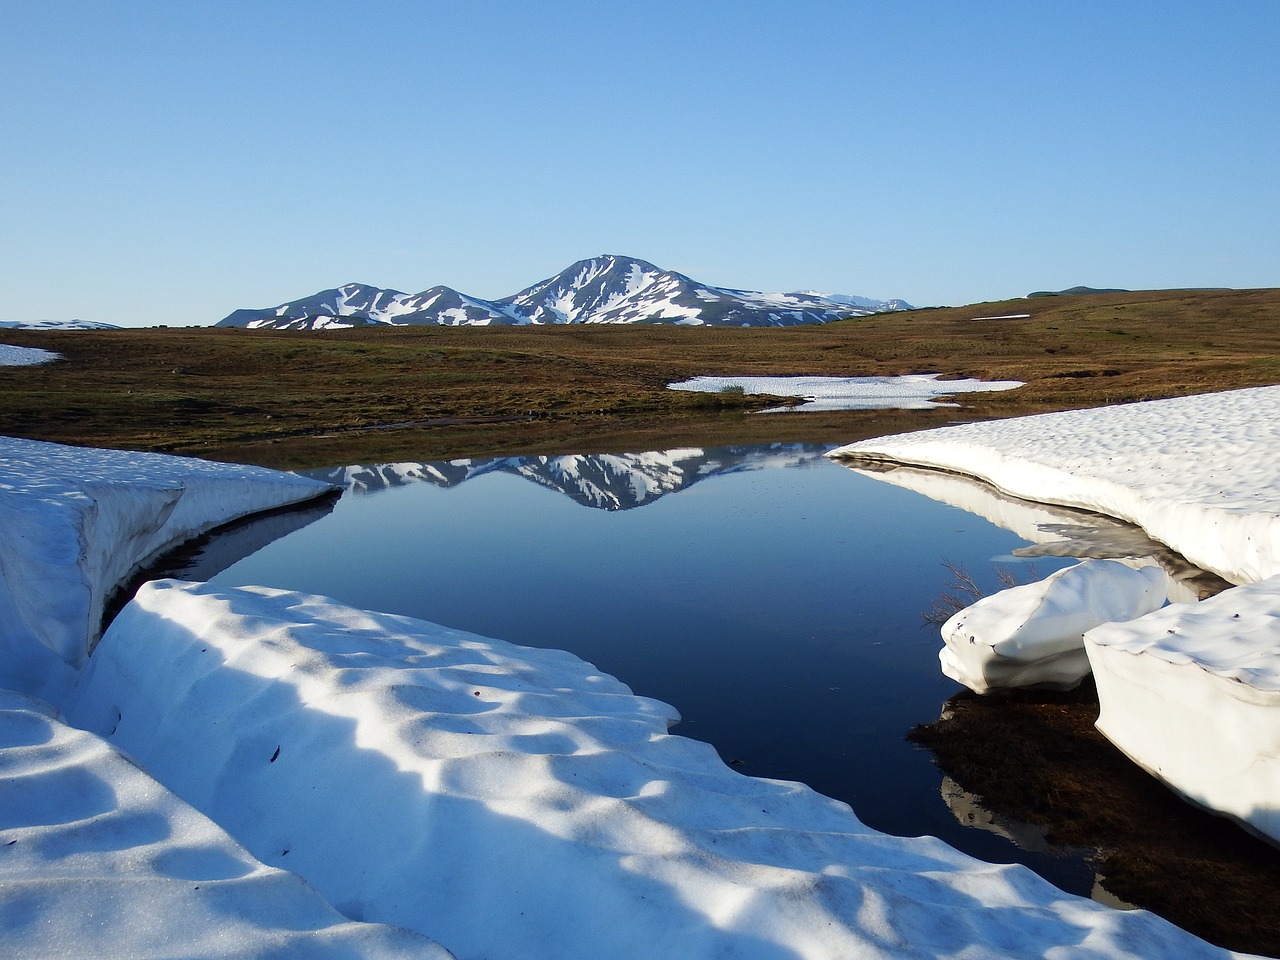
left=216, top=257, right=909, bottom=329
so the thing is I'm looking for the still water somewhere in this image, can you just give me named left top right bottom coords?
left=208, top=444, right=1091, bottom=891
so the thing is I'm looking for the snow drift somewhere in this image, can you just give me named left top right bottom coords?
left=1086, top=576, right=1280, bottom=845
left=828, top=385, right=1280, bottom=585
left=0, top=688, right=451, bottom=959
left=0, top=437, right=333, bottom=699
left=63, top=580, right=1241, bottom=960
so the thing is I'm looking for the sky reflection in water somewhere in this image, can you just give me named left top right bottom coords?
left=210, top=444, right=1088, bottom=892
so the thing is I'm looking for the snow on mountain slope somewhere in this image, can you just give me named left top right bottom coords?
left=393, top=286, right=526, bottom=326
left=800, top=292, right=915, bottom=311
left=221, top=282, right=418, bottom=330
left=494, top=255, right=899, bottom=326
left=216, top=256, right=910, bottom=329
left=0, top=320, right=121, bottom=330
left=500, top=255, right=702, bottom=324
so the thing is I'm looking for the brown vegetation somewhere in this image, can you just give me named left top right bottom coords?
left=2, top=287, right=1278, bottom=468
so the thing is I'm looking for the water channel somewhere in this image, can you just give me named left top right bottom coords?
left=193, top=442, right=1124, bottom=895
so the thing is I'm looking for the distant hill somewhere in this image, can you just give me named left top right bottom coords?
left=0, top=320, right=121, bottom=330
left=216, top=255, right=913, bottom=329
left=1027, top=286, right=1131, bottom=298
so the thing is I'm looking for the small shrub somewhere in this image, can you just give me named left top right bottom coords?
left=922, top=558, right=1033, bottom=626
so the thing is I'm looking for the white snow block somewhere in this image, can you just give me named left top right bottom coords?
left=0, top=436, right=332, bottom=698
left=941, top=560, right=1167, bottom=694
left=828, top=385, right=1280, bottom=585
left=64, top=580, right=1241, bottom=960
left=0, top=689, right=451, bottom=960
left=1086, top=576, right=1280, bottom=844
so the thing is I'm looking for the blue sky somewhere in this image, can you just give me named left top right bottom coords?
left=3, top=1, right=1277, bottom=326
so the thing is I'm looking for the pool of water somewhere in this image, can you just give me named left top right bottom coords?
left=206, top=443, right=1099, bottom=892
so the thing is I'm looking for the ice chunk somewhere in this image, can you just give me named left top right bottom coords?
left=0, top=688, right=451, bottom=959
left=63, top=580, right=1238, bottom=959
left=941, top=560, right=1167, bottom=693
left=1086, top=576, right=1280, bottom=844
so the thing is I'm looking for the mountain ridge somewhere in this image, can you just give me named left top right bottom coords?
left=216, top=255, right=912, bottom=330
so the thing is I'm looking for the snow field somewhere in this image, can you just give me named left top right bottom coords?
left=0, top=688, right=452, bottom=960
left=828, top=386, right=1280, bottom=585
left=62, top=579, right=1244, bottom=960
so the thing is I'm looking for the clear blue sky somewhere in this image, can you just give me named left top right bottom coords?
left=3, top=1, right=1277, bottom=326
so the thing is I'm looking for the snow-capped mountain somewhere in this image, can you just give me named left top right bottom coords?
left=0, top=320, right=121, bottom=330
left=216, top=256, right=911, bottom=329
left=797, top=292, right=915, bottom=312
left=217, top=283, right=418, bottom=330
left=301, top=444, right=831, bottom=511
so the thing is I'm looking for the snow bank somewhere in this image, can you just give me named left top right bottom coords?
left=828, top=386, right=1280, bottom=585
left=0, top=437, right=333, bottom=699
left=830, top=388, right=1280, bottom=842
left=0, top=688, right=451, bottom=959
left=0, top=344, right=60, bottom=366
left=941, top=560, right=1167, bottom=694
left=667, top=374, right=1023, bottom=411
left=1085, top=576, right=1280, bottom=845
left=64, top=580, right=1241, bottom=960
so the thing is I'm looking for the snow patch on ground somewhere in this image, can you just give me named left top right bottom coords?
left=0, top=437, right=333, bottom=699
left=60, top=580, right=1242, bottom=960
left=0, top=688, right=452, bottom=959
left=668, top=374, right=1023, bottom=411
left=0, top=344, right=61, bottom=366
left=828, top=386, right=1280, bottom=584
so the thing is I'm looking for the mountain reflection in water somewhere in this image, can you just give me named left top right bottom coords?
left=299, top=443, right=831, bottom=511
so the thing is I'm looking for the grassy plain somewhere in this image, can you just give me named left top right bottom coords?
left=2, top=287, right=1278, bottom=468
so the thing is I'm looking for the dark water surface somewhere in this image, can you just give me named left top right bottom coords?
left=209, top=445, right=1093, bottom=893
